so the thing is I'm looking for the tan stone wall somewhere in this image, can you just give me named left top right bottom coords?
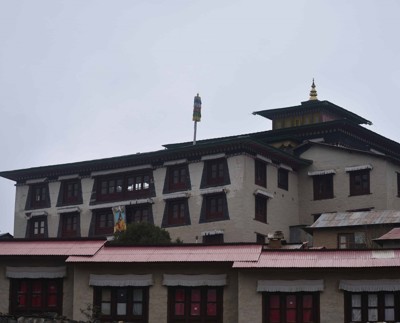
left=312, top=225, right=397, bottom=248
left=72, top=263, right=237, bottom=323
left=238, top=268, right=400, bottom=323
left=298, top=145, right=400, bottom=226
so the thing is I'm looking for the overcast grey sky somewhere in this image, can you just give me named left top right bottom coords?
left=1, top=0, right=400, bottom=234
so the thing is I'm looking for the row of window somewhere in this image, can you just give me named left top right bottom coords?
left=27, top=192, right=269, bottom=238
left=10, top=279, right=400, bottom=323
left=312, top=169, right=372, bottom=200
left=26, top=158, right=287, bottom=210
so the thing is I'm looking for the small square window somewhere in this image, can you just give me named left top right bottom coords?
left=28, top=216, right=47, bottom=238
left=127, top=205, right=152, bottom=224
left=166, top=165, right=189, bottom=192
left=202, top=234, right=224, bottom=244
left=349, top=169, right=370, bottom=196
left=313, top=174, right=334, bottom=200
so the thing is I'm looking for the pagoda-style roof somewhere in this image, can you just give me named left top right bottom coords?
left=253, top=100, right=372, bottom=125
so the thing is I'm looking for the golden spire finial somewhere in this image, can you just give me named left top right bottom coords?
left=309, top=78, right=318, bottom=101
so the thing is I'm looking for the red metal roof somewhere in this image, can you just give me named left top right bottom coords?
left=232, top=250, right=400, bottom=268
left=0, top=240, right=105, bottom=256
left=66, top=245, right=262, bottom=263
left=375, top=228, right=400, bottom=241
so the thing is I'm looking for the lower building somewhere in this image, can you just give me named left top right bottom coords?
left=1, top=239, right=400, bottom=323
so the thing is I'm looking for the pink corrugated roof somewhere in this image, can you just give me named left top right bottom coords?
left=0, top=240, right=105, bottom=256
left=232, top=250, right=400, bottom=268
left=66, top=245, right=262, bottom=263
left=375, top=228, right=400, bottom=241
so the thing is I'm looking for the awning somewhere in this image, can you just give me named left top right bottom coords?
left=163, top=192, right=190, bottom=200
left=163, top=274, right=227, bottom=287
left=57, top=206, right=80, bottom=214
left=200, top=187, right=227, bottom=195
left=257, top=280, right=324, bottom=292
left=345, top=165, right=373, bottom=172
left=89, top=274, right=153, bottom=287
left=339, top=279, right=400, bottom=292
left=308, top=169, right=336, bottom=176
left=6, top=266, right=66, bottom=279
left=254, top=189, right=274, bottom=199
left=89, top=198, right=153, bottom=210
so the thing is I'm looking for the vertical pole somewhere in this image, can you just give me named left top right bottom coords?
left=193, top=121, right=197, bottom=145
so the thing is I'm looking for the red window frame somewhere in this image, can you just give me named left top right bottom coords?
left=255, top=195, right=267, bottom=223
left=167, top=199, right=187, bottom=226
left=61, top=212, right=79, bottom=238
left=127, top=205, right=151, bottom=224
left=168, top=286, right=223, bottom=323
left=31, top=184, right=48, bottom=208
left=62, top=180, right=80, bottom=205
left=313, top=174, right=334, bottom=200
left=168, top=165, right=188, bottom=191
left=94, top=210, right=114, bottom=236
left=93, top=286, right=149, bottom=322
left=206, top=159, right=225, bottom=186
left=10, top=279, right=63, bottom=316
left=255, top=159, right=267, bottom=187
left=263, top=292, right=319, bottom=323
left=205, top=194, right=225, bottom=221
left=349, top=169, right=370, bottom=196
left=97, top=172, right=151, bottom=202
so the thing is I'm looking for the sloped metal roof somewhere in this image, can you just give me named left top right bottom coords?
left=307, top=210, right=400, bottom=229
left=66, top=245, right=262, bottom=263
left=0, top=240, right=105, bottom=256
left=374, top=228, right=400, bottom=241
left=233, top=250, right=400, bottom=268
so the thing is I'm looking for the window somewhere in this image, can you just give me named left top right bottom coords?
left=199, top=193, right=229, bottom=223
left=10, top=279, right=63, bottom=316
left=96, top=172, right=152, bottom=202
left=313, top=174, right=334, bottom=200
left=201, top=158, right=230, bottom=188
left=168, top=286, right=223, bottom=323
left=255, top=159, right=267, bottom=187
left=344, top=292, right=400, bottom=322
left=58, top=179, right=82, bottom=205
left=278, top=169, right=289, bottom=191
left=255, top=195, right=267, bottom=223
left=338, top=232, right=366, bottom=249
left=27, top=216, right=47, bottom=238
left=94, top=210, right=114, bottom=236
left=203, top=234, right=224, bottom=244
left=256, top=233, right=266, bottom=244
left=263, top=292, right=319, bottom=323
left=164, top=165, right=190, bottom=193
left=93, top=286, right=148, bottom=322
left=127, top=204, right=153, bottom=224
left=162, top=199, right=190, bottom=227
left=60, top=212, right=79, bottom=238
left=397, top=172, right=400, bottom=197
left=349, top=169, right=370, bottom=196
left=26, top=183, right=50, bottom=209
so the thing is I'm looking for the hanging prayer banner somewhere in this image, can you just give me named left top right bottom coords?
left=192, top=93, right=202, bottom=122
left=113, top=206, right=127, bottom=233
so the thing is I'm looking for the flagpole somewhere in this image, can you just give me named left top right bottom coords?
left=192, top=93, right=202, bottom=145
left=193, top=120, right=198, bottom=145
